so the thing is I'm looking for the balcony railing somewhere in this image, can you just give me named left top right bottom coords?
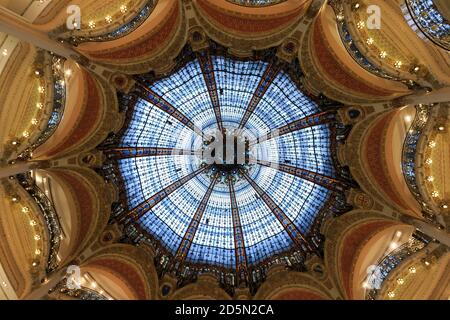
left=16, top=172, right=62, bottom=274
left=56, top=0, right=157, bottom=46
left=401, top=104, right=439, bottom=223
left=227, top=0, right=286, bottom=6
left=402, top=0, right=450, bottom=51
left=365, top=235, right=429, bottom=300
left=18, top=53, right=66, bottom=161
left=52, top=278, right=108, bottom=300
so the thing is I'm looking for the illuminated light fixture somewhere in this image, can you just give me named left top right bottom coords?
left=36, top=102, right=43, bottom=109
left=32, top=262, right=37, bottom=267
left=362, top=281, right=370, bottom=289
left=88, top=21, right=96, bottom=29
left=35, top=249, right=41, bottom=255
left=65, top=69, right=72, bottom=77
left=22, top=131, right=30, bottom=138
left=30, top=220, right=37, bottom=226
left=389, top=242, right=399, bottom=250
left=379, top=51, right=387, bottom=59
left=31, top=118, right=38, bottom=125
left=405, top=115, right=412, bottom=122
left=91, top=282, right=97, bottom=289
left=366, top=38, right=374, bottom=45
left=396, top=278, right=404, bottom=285
left=105, top=15, right=113, bottom=24
left=34, top=70, right=40, bottom=76
left=356, top=20, right=365, bottom=29
left=2, top=282, right=6, bottom=287
left=394, top=61, right=402, bottom=69
left=431, top=191, right=439, bottom=198
left=11, top=196, right=19, bottom=203
left=21, top=206, right=30, bottom=213
left=99, top=290, right=104, bottom=294
left=38, top=86, right=45, bottom=94
left=120, top=5, right=128, bottom=13
left=11, top=140, right=19, bottom=146
left=34, top=235, right=41, bottom=241
left=428, top=140, right=436, bottom=148
left=425, top=158, right=433, bottom=165
left=2, top=49, right=8, bottom=56
left=387, top=291, right=395, bottom=298
left=438, top=126, right=445, bottom=131
left=353, top=3, right=360, bottom=9
left=336, top=13, right=344, bottom=21
left=424, top=260, right=430, bottom=266
left=441, top=204, right=448, bottom=209
left=412, top=66, right=420, bottom=73
left=426, top=176, right=434, bottom=182
left=73, top=21, right=78, bottom=28
left=409, top=266, right=416, bottom=273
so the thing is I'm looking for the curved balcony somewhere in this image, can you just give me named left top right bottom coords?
left=51, top=278, right=108, bottom=300
left=401, top=104, right=443, bottom=224
left=54, top=0, right=158, bottom=46
left=328, top=0, right=424, bottom=90
left=364, top=234, right=430, bottom=300
left=15, top=172, right=62, bottom=274
left=402, top=0, right=450, bottom=51
left=17, top=53, right=66, bottom=161
left=227, top=0, right=286, bottom=6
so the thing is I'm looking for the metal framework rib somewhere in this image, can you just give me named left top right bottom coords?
left=134, top=80, right=203, bottom=135
left=257, top=160, right=349, bottom=192
left=198, top=52, right=224, bottom=132
left=251, top=111, right=337, bottom=146
left=238, top=63, right=280, bottom=129
left=172, top=176, right=218, bottom=268
left=106, top=147, right=201, bottom=159
left=242, top=171, right=315, bottom=253
left=228, top=179, right=249, bottom=280
left=117, top=165, right=209, bottom=223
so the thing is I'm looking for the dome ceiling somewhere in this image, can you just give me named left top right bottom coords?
left=101, top=44, right=354, bottom=289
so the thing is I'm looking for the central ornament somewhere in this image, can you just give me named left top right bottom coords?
left=201, top=128, right=253, bottom=184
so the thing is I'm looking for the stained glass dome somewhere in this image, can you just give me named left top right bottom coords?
left=103, top=46, right=352, bottom=287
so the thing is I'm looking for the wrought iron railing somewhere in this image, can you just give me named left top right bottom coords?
left=17, top=53, right=66, bottom=161
left=227, top=0, right=286, bottom=6
left=52, top=278, right=108, bottom=300
left=401, top=104, right=438, bottom=222
left=403, top=0, right=450, bottom=51
left=16, top=172, right=62, bottom=274
left=365, top=236, right=428, bottom=300
left=57, top=0, right=157, bottom=46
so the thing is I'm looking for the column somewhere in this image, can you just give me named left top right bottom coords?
left=0, top=161, right=42, bottom=179
left=392, top=87, right=450, bottom=108
left=0, top=6, right=79, bottom=59
left=401, top=215, right=450, bottom=247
